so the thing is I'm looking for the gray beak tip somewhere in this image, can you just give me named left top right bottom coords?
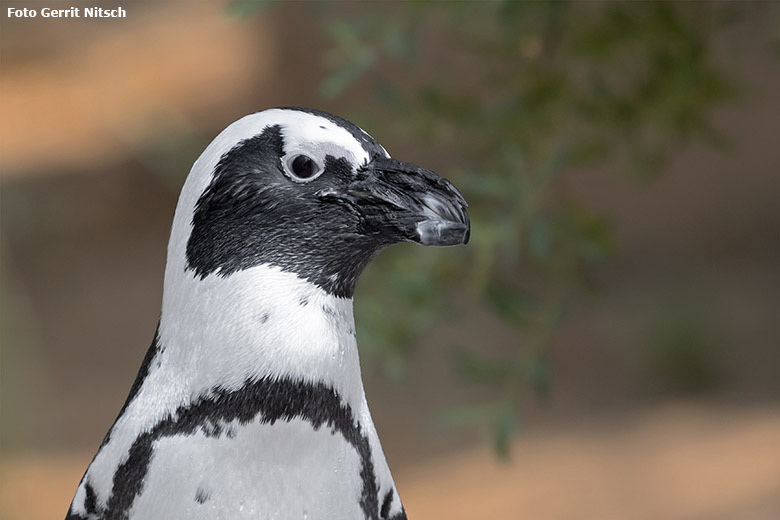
left=416, top=220, right=471, bottom=247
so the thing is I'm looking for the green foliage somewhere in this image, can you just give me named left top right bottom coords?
left=646, top=300, right=723, bottom=394
left=224, top=0, right=280, bottom=19
left=233, top=0, right=739, bottom=454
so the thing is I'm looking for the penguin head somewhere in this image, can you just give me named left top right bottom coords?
left=173, top=107, right=469, bottom=298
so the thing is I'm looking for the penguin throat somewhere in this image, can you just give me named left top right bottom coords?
left=158, top=263, right=364, bottom=408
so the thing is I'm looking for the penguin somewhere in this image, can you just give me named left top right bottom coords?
left=65, top=107, right=470, bottom=520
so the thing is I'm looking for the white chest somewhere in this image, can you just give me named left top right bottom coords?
left=68, top=266, right=404, bottom=520
left=130, top=417, right=366, bottom=520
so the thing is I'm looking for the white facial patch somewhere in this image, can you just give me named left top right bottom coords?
left=275, top=110, right=371, bottom=169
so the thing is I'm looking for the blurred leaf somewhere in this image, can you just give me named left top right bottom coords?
left=433, top=403, right=501, bottom=430
left=493, top=401, right=517, bottom=459
left=373, top=79, right=401, bottom=109
left=452, top=348, right=514, bottom=385
left=485, top=284, right=538, bottom=327
left=382, top=18, right=418, bottom=62
left=528, top=353, right=553, bottom=398
left=224, top=0, right=278, bottom=18
left=528, top=215, right=551, bottom=261
left=321, top=46, right=376, bottom=99
left=647, top=301, right=723, bottom=394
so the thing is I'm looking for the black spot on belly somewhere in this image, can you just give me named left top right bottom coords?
left=103, top=377, right=382, bottom=520
left=195, top=487, right=211, bottom=504
left=201, top=419, right=224, bottom=438
left=259, top=312, right=270, bottom=324
left=299, top=296, right=309, bottom=306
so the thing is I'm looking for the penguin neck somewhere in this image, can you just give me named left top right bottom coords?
left=158, top=261, right=366, bottom=411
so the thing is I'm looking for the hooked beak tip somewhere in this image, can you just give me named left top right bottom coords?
left=416, top=220, right=470, bottom=246
left=413, top=191, right=470, bottom=246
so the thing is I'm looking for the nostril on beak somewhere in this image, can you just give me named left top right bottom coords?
left=420, top=194, right=457, bottom=221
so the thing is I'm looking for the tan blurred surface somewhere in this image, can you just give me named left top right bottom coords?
left=401, top=404, right=780, bottom=520
left=0, top=2, right=272, bottom=177
left=2, top=403, right=778, bottom=520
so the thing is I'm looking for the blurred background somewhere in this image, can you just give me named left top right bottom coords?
left=1, top=1, right=778, bottom=519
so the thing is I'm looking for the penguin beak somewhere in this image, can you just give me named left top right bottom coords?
left=317, top=157, right=470, bottom=246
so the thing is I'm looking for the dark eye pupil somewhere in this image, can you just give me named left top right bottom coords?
left=291, top=155, right=317, bottom=179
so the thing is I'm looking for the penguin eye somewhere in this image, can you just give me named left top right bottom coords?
left=284, top=154, right=323, bottom=182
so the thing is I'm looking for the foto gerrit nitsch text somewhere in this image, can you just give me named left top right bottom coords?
left=7, top=7, right=126, bottom=18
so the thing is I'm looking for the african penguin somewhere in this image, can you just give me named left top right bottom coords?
left=65, top=107, right=470, bottom=520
